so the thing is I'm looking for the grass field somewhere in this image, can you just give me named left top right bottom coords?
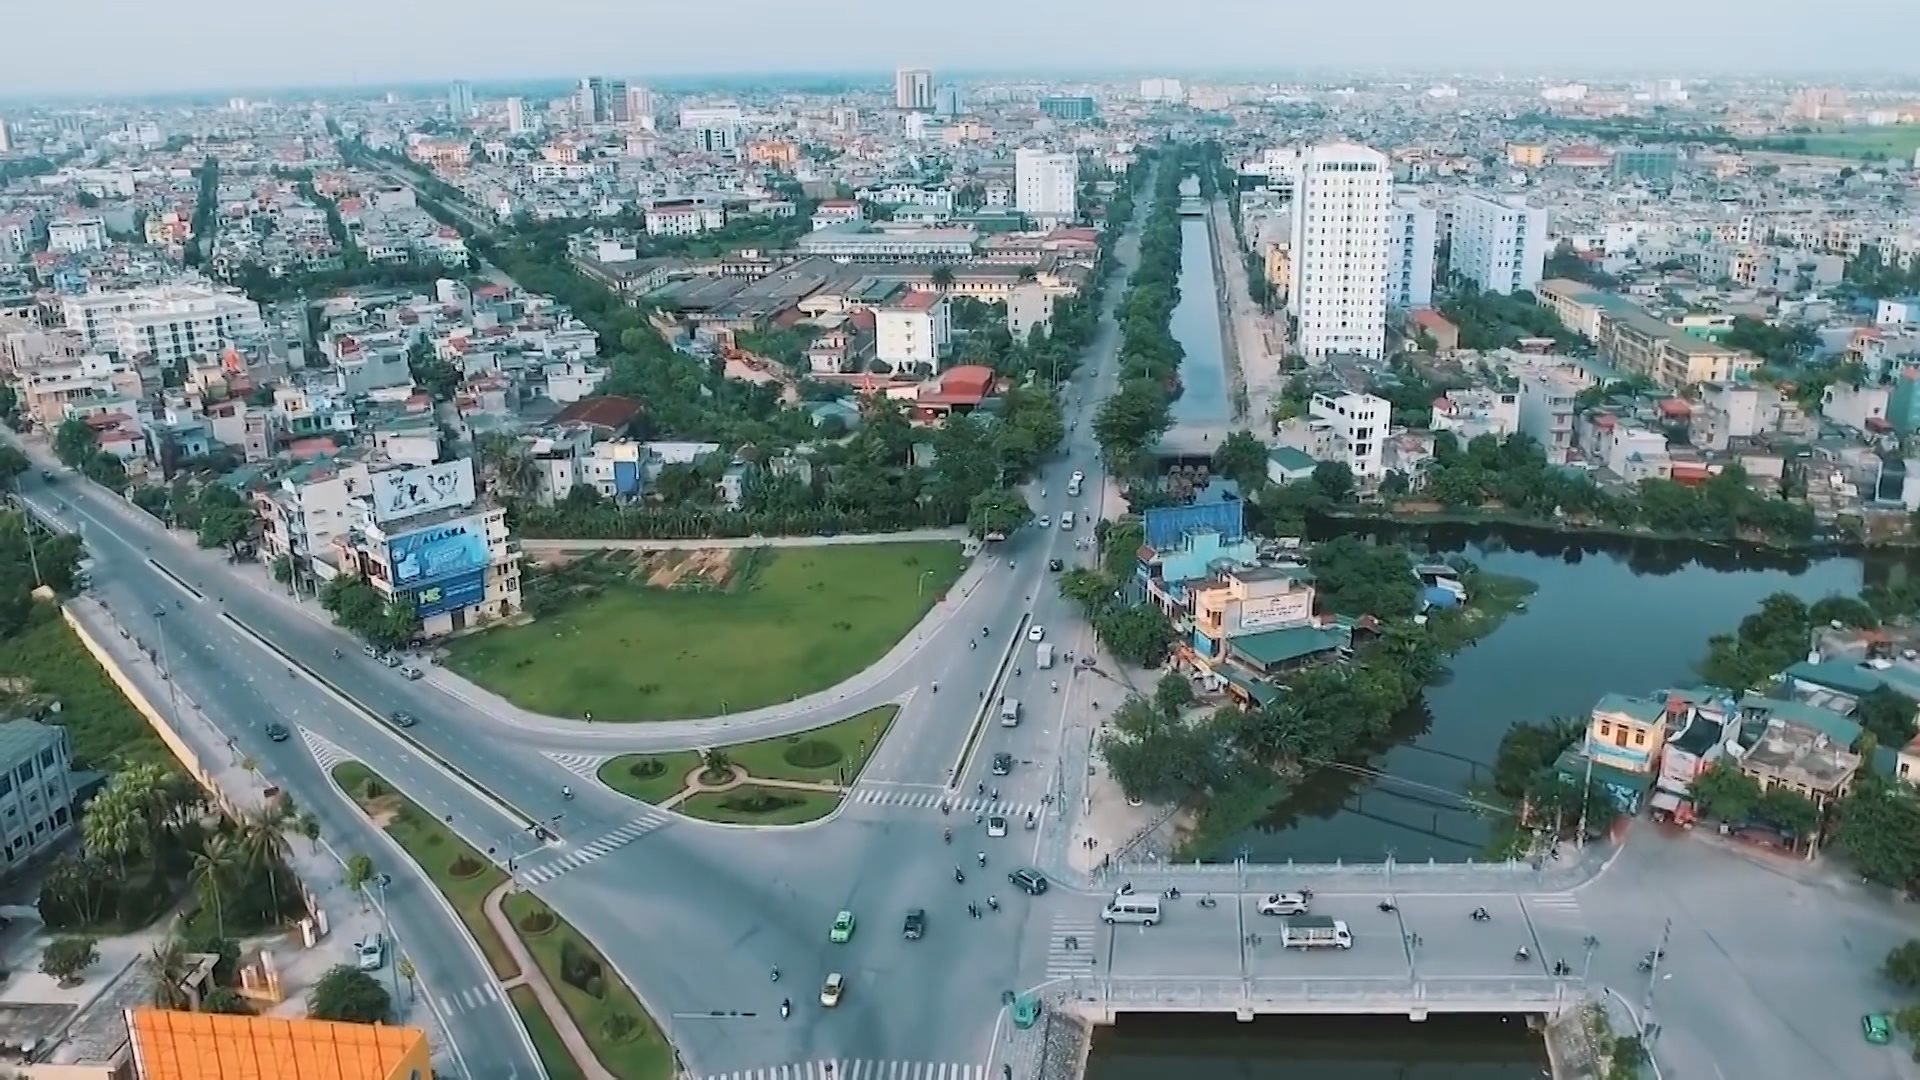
left=502, top=892, right=673, bottom=1080
left=676, top=785, right=842, bottom=825
left=445, top=543, right=964, bottom=721
left=0, top=613, right=173, bottom=771
left=331, top=761, right=519, bottom=980
left=509, top=985, right=586, bottom=1080
left=1752, top=125, right=1920, bottom=161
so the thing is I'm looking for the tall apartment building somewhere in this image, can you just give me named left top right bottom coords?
left=895, top=68, right=934, bottom=111
left=1039, top=96, right=1096, bottom=122
left=505, top=96, right=527, bottom=135
left=1518, top=371, right=1581, bottom=462
left=1288, top=142, right=1391, bottom=360
left=575, top=77, right=626, bottom=124
left=1015, top=149, right=1079, bottom=226
left=0, top=117, right=10, bottom=154
left=0, top=719, right=79, bottom=879
left=447, top=80, right=474, bottom=120
left=1308, top=392, right=1389, bottom=478
left=1451, top=192, right=1549, bottom=295
left=625, top=85, right=654, bottom=125
left=61, top=284, right=264, bottom=366
left=1386, top=194, right=1437, bottom=309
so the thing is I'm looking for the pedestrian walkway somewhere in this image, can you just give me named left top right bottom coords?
left=300, top=726, right=355, bottom=773
left=848, top=785, right=1039, bottom=821
left=544, top=750, right=612, bottom=781
left=481, top=882, right=617, bottom=1080
left=436, top=981, right=503, bottom=1018
left=1527, top=893, right=1584, bottom=919
left=517, top=813, right=672, bottom=886
left=1044, top=915, right=1098, bottom=978
left=698, top=1061, right=986, bottom=1080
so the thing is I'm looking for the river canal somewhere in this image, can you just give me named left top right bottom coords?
left=1167, top=177, right=1230, bottom=429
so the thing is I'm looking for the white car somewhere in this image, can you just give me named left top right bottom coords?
left=1028, top=625, right=1045, bottom=642
left=355, top=933, right=385, bottom=971
left=1037, top=515, right=1051, bottom=529
left=1258, top=892, right=1312, bottom=916
left=987, top=815, right=1008, bottom=838
left=820, top=972, right=845, bottom=1007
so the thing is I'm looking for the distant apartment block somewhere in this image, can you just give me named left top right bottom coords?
left=875, top=290, right=952, bottom=372
left=1015, top=149, right=1079, bottom=226
left=1451, top=192, right=1549, bottom=296
left=1385, top=195, right=1436, bottom=309
left=1039, top=96, right=1096, bottom=122
left=61, top=284, right=265, bottom=366
left=895, top=68, right=934, bottom=111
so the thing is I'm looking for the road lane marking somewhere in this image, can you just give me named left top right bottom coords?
left=848, top=785, right=1039, bottom=820
left=543, top=750, right=612, bottom=781
left=518, top=813, right=672, bottom=885
left=299, top=726, right=355, bottom=773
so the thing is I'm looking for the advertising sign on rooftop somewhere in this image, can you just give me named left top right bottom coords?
left=370, top=459, right=476, bottom=525
left=387, top=519, right=487, bottom=588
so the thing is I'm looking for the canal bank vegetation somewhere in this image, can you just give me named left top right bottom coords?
left=1095, top=146, right=1189, bottom=480
left=1085, top=537, right=1538, bottom=858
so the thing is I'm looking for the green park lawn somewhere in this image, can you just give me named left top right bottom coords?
left=676, top=785, right=843, bottom=825
left=445, top=543, right=963, bottom=721
left=599, top=704, right=898, bottom=810
left=502, top=892, right=673, bottom=1080
left=1754, top=125, right=1920, bottom=161
left=331, top=761, right=519, bottom=980
left=0, top=615, right=173, bottom=771
left=509, top=985, right=586, bottom=1080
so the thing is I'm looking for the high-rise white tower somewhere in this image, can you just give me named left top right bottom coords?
left=895, top=68, right=934, bottom=111
left=447, top=80, right=474, bottom=119
left=1386, top=193, right=1438, bottom=309
left=1451, top=192, right=1550, bottom=296
left=1015, top=149, right=1079, bottom=226
left=505, top=97, right=527, bottom=135
left=1288, top=142, right=1392, bottom=360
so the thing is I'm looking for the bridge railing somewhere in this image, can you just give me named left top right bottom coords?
left=1057, top=974, right=1582, bottom=1011
left=1088, top=852, right=1601, bottom=894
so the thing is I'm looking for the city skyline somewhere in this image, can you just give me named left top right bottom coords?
left=7, top=0, right=1920, bottom=97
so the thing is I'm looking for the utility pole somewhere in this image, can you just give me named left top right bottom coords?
left=151, top=609, right=183, bottom=725
left=1642, top=917, right=1673, bottom=1050
left=374, top=873, right=400, bottom=1004
left=1576, top=723, right=1595, bottom=850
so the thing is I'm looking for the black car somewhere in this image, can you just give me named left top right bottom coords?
left=991, top=752, right=1013, bottom=776
left=264, top=722, right=290, bottom=742
left=387, top=711, right=418, bottom=728
left=1048, top=558, right=1063, bottom=572
left=902, top=908, right=926, bottom=940
left=1008, top=868, right=1049, bottom=895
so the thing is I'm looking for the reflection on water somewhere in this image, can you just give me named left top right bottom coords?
left=1221, top=521, right=1901, bottom=863
left=1084, top=1013, right=1549, bottom=1080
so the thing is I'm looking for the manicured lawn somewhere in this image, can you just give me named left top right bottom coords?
left=721, top=704, right=898, bottom=785
left=443, top=543, right=964, bottom=721
left=1792, top=127, right=1920, bottom=161
left=0, top=614, right=172, bottom=771
left=331, top=762, right=519, bottom=980
left=677, top=785, right=842, bottom=825
left=503, top=892, right=673, bottom=1080
left=597, top=751, right=700, bottom=804
left=510, top=985, right=586, bottom=1080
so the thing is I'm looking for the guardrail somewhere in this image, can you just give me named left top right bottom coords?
left=1087, top=852, right=1601, bottom=894
left=1056, top=974, right=1583, bottom=1018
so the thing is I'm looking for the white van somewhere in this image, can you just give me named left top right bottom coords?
left=999, top=697, right=1021, bottom=726
left=1102, top=894, right=1162, bottom=926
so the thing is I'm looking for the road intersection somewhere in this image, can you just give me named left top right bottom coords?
left=14, top=174, right=1913, bottom=1080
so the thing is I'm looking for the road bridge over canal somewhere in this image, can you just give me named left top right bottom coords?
left=1054, top=974, right=1584, bottom=1023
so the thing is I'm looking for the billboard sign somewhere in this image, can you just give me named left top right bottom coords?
left=1239, top=590, right=1312, bottom=631
left=410, top=569, right=486, bottom=618
left=371, top=459, right=476, bottom=525
left=387, top=520, right=488, bottom=588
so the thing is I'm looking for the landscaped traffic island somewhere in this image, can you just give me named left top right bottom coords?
left=442, top=543, right=963, bottom=721
left=599, top=704, right=897, bottom=824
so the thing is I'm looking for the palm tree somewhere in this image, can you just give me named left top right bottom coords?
left=190, top=835, right=239, bottom=939
left=930, top=267, right=955, bottom=292
left=296, top=811, right=322, bottom=852
left=235, top=809, right=294, bottom=923
left=81, top=786, right=145, bottom=877
left=146, top=940, right=191, bottom=1010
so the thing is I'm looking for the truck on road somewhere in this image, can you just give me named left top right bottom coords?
left=1280, top=916, right=1352, bottom=949
left=1036, top=643, right=1054, bottom=669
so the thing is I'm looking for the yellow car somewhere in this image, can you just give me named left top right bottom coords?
left=820, top=972, right=845, bottom=1007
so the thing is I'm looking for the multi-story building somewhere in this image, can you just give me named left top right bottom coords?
left=61, top=284, right=264, bottom=367
left=894, top=68, right=934, bottom=111
left=256, top=455, right=375, bottom=590
left=47, top=217, right=108, bottom=254
left=448, top=80, right=475, bottom=119
left=1584, top=693, right=1675, bottom=775
left=1597, top=308, right=1760, bottom=389
left=1450, top=192, right=1549, bottom=296
left=1430, top=388, right=1519, bottom=441
left=1289, top=142, right=1391, bottom=360
left=1015, top=149, right=1079, bottom=227
left=330, top=458, right=522, bottom=638
left=127, top=1009, right=433, bottom=1080
left=19, top=351, right=144, bottom=426
left=505, top=96, right=527, bottom=134
left=625, top=85, right=654, bottom=125
left=1612, top=146, right=1680, bottom=185
left=0, top=718, right=79, bottom=879
left=1307, top=391, right=1388, bottom=478
left=1039, top=96, right=1096, bottom=122
left=1385, top=194, right=1436, bottom=309
left=875, top=291, right=952, bottom=372
left=1518, top=370, right=1580, bottom=462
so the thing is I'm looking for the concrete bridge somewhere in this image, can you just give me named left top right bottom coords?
left=1055, top=974, right=1585, bottom=1023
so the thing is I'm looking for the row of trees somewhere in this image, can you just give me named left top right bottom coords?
left=1095, top=150, right=1187, bottom=477
left=319, top=576, right=418, bottom=651
left=52, top=417, right=131, bottom=493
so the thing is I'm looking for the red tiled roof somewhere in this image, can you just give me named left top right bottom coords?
left=552, top=394, right=644, bottom=432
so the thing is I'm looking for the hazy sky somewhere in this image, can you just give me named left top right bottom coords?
left=8, top=0, right=1920, bottom=97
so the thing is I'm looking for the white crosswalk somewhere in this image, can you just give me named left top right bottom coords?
left=517, top=812, right=672, bottom=885
left=699, top=1061, right=984, bottom=1080
left=1046, top=915, right=1098, bottom=977
left=543, top=751, right=612, bottom=782
left=848, top=785, right=1039, bottom=821
left=1525, top=893, right=1584, bottom=919
left=435, top=981, right=502, bottom=1017
left=301, top=726, right=354, bottom=773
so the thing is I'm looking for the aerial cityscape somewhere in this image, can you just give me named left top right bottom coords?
left=5, top=4, right=1920, bottom=1080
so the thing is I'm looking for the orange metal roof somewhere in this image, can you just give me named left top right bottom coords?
left=129, top=1009, right=427, bottom=1080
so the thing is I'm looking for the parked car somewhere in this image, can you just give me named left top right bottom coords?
left=355, top=933, right=384, bottom=971
left=399, top=665, right=424, bottom=681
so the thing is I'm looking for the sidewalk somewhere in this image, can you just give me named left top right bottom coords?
left=64, top=599, right=459, bottom=1064
left=481, top=883, right=616, bottom=1080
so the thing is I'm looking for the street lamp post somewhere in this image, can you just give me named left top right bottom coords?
left=151, top=609, right=184, bottom=726
left=374, top=872, right=400, bottom=1004
left=918, top=569, right=935, bottom=598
